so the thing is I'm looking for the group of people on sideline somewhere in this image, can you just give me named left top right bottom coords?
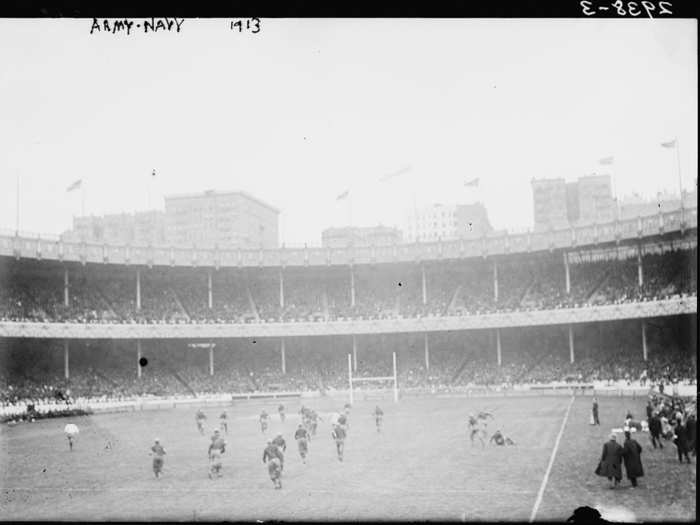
left=594, top=392, right=697, bottom=489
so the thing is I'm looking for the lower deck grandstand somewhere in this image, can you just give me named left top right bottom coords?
left=1, top=316, right=695, bottom=412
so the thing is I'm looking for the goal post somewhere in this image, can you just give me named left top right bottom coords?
left=348, top=351, right=399, bottom=404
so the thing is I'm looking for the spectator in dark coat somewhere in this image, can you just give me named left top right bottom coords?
left=645, top=400, right=653, bottom=421
left=596, top=434, right=623, bottom=488
left=649, top=413, right=664, bottom=449
left=673, top=421, right=691, bottom=464
left=592, top=398, right=600, bottom=425
left=621, top=431, right=643, bottom=487
left=685, top=413, right=697, bottom=456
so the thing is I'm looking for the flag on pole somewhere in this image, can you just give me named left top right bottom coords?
left=599, top=156, right=614, bottom=165
left=661, top=140, right=677, bottom=148
left=464, top=177, right=480, bottom=187
left=66, top=179, right=82, bottom=192
left=336, top=190, right=350, bottom=201
left=380, top=166, right=410, bottom=182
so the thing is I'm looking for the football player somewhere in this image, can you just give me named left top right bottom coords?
left=331, top=424, right=347, bottom=462
left=150, top=438, right=166, bottom=478
left=294, top=424, right=310, bottom=463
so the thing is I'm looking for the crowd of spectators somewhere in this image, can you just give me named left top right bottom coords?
left=2, top=325, right=695, bottom=411
left=0, top=249, right=695, bottom=324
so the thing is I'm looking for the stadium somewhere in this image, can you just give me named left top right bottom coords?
left=1, top=208, right=697, bottom=521
left=2, top=16, right=698, bottom=524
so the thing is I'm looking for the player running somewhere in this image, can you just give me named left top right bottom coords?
left=259, top=410, right=270, bottom=434
left=294, top=424, right=310, bottom=463
left=150, top=438, right=166, bottom=479
left=272, top=434, right=287, bottom=471
left=64, top=423, right=79, bottom=451
left=309, top=410, right=322, bottom=437
left=331, top=424, right=347, bottom=462
left=219, top=411, right=228, bottom=434
left=208, top=429, right=226, bottom=479
left=335, top=412, right=349, bottom=436
left=278, top=404, right=286, bottom=422
left=263, top=440, right=284, bottom=489
left=195, top=409, right=207, bottom=435
left=489, top=430, right=516, bottom=446
left=302, top=409, right=313, bottom=438
left=373, top=406, right=384, bottom=433
left=468, top=414, right=485, bottom=448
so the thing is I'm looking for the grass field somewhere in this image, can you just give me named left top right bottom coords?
left=0, top=395, right=695, bottom=521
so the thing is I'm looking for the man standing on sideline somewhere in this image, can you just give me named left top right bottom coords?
left=649, top=412, right=664, bottom=449
left=673, top=418, right=692, bottom=464
left=592, top=397, right=600, bottom=426
left=685, top=412, right=697, bottom=457
left=621, top=431, right=643, bottom=488
left=596, top=434, right=623, bottom=488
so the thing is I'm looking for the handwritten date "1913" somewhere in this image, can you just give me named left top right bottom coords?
left=230, top=18, right=261, bottom=34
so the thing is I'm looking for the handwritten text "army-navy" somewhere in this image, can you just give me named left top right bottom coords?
left=90, top=18, right=185, bottom=35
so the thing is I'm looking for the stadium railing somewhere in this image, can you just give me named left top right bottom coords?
left=0, top=206, right=695, bottom=268
left=1, top=296, right=694, bottom=338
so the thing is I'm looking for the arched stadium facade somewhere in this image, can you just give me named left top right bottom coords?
left=0, top=207, right=697, bottom=398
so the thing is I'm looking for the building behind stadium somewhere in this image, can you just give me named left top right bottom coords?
left=62, top=190, right=280, bottom=249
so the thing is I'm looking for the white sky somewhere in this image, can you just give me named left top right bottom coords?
left=0, top=19, right=696, bottom=245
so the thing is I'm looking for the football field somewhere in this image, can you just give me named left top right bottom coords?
left=0, top=395, right=695, bottom=521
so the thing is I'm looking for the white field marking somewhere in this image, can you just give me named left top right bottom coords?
left=528, top=396, right=575, bottom=523
left=1, top=487, right=536, bottom=496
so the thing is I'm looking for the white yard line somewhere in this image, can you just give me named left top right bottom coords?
left=529, top=395, right=575, bottom=523
left=1, top=486, right=535, bottom=496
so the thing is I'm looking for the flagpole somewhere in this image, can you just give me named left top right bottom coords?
left=148, top=169, right=154, bottom=210
left=412, top=193, right=418, bottom=242
left=15, top=173, right=20, bottom=235
left=609, top=164, right=619, bottom=221
left=676, top=139, right=684, bottom=223
left=81, top=182, right=85, bottom=218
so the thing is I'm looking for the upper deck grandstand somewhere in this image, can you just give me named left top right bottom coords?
left=0, top=209, right=696, bottom=406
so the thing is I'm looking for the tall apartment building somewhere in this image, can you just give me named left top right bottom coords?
left=577, top=175, right=615, bottom=224
left=164, top=190, right=279, bottom=249
left=321, top=225, right=402, bottom=248
left=532, top=175, right=615, bottom=230
left=532, top=178, right=569, bottom=231
left=405, top=202, right=493, bottom=242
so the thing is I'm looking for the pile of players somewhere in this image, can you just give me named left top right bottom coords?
left=467, top=410, right=516, bottom=447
